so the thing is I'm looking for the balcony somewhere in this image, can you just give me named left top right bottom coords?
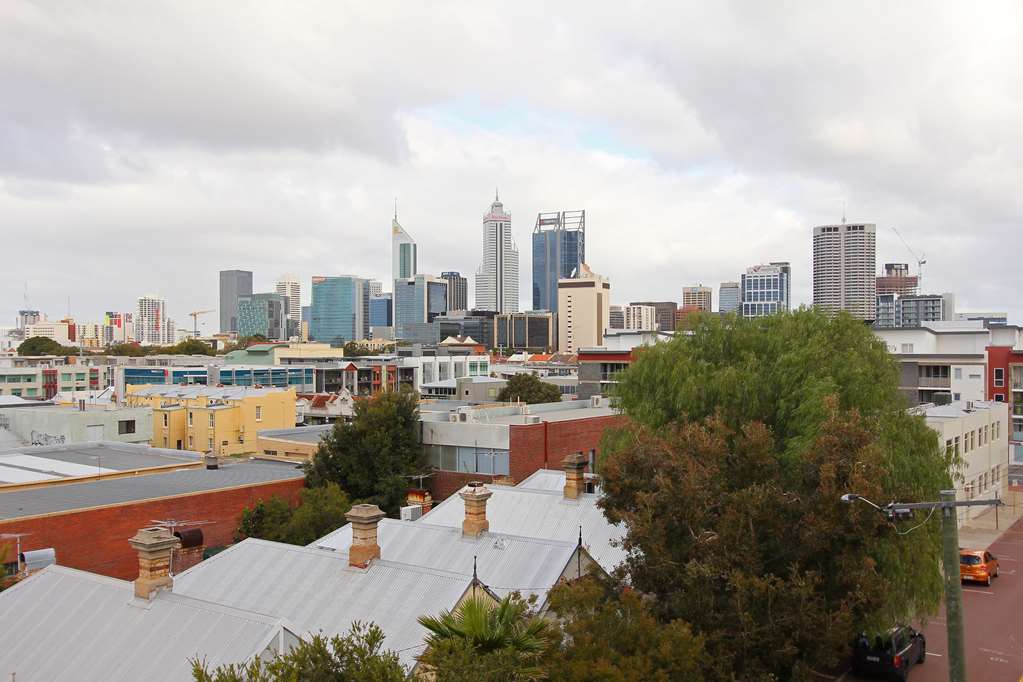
left=917, top=376, right=951, bottom=389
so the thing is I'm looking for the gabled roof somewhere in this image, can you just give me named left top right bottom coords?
left=310, top=519, right=581, bottom=602
left=173, top=538, right=478, bottom=669
left=419, top=484, right=627, bottom=574
left=0, top=565, right=296, bottom=682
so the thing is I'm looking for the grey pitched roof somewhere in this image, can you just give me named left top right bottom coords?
left=310, top=518, right=581, bottom=602
left=0, top=441, right=198, bottom=485
left=420, top=484, right=628, bottom=574
left=173, top=538, right=477, bottom=669
left=131, top=385, right=287, bottom=400
left=258, top=424, right=333, bottom=444
left=0, top=459, right=304, bottom=521
left=0, top=565, right=296, bottom=682
left=516, top=468, right=600, bottom=493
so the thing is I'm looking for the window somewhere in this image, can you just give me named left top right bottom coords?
left=255, top=406, right=263, bottom=422
left=188, top=435, right=194, bottom=448
left=995, top=368, right=1005, bottom=387
left=187, top=411, right=193, bottom=427
left=954, top=368, right=962, bottom=380
left=208, top=412, right=215, bottom=428
left=995, top=394, right=1005, bottom=402
left=953, top=436, right=960, bottom=457
left=162, top=413, right=168, bottom=428
left=117, top=420, right=136, bottom=435
left=953, top=393, right=961, bottom=401
left=901, top=343, right=914, bottom=354
left=208, top=438, right=214, bottom=451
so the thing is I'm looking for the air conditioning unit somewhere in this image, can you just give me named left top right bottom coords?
left=400, top=504, right=423, bottom=522
left=448, top=412, right=459, bottom=422
left=525, top=415, right=541, bottom=424
left=965, top=401, right=975, bottom=412
left=589, top=395, right=601, bottom=408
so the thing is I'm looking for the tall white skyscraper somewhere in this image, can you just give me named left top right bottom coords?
left=275, top=274, right=301, bottom=324
left=136, top=295, right=173, bottom=345
left=812, top=223, right=877, bottom=320
left=392, top=207, right=417, bottom=282
left=475, top=191, right=519, bottom=313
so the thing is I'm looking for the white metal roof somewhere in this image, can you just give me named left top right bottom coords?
left=517, top=468, right=600, bottom=493
left=131, top=385, right=287, bottom=400
left=173, top=538, right=476, bottom=668
left=0, top=565, right=295, bottom=682
left=310, top=519, right=580, bottom=602
left=419, top=484, right=627, bottom=574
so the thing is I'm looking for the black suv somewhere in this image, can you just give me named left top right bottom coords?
left=851, top=626, right=926, bottom=680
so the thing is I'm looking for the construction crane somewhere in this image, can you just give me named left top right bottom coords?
left=188, top=309, right=214, bottom=338
left=890, top=226, right=927, bottom=290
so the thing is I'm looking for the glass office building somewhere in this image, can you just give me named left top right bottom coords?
left=532, top=210, right=585, bottom=313
left=310, top=276, right=369, bottom=345
left=394, top=275, right=448, bottom=340
left=740, top=264, right=790, bottom=318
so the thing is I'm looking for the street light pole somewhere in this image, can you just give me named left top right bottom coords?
left=841, top=490, right=1002, bottom=682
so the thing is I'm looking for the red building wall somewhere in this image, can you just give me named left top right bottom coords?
left=0, top=478, right=305, bottom=581
left=986, top=345, right=1018, bottom=404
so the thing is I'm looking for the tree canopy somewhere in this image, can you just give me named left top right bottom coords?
left=304, top=389, right=426, bottom=515
left=236, top=483, right=351, bottom=546
left=496, top=373, right=562, bottom=404
left=191, top=623, right=406, bottom=682
left=17, top=336, right=79, bottom=356
left=599, top=309, right=951, bottom=680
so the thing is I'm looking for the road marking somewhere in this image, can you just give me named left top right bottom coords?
left=962, top=588, right=995, bottom=595
left=999, top=556, right=1018, bottom=561
left=926, top=652, right=943, bottom=657
left=980, top=647, right=1015, bottom=658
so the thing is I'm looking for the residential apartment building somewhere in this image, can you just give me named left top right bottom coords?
left=103, top=312, right=135, bottom=345
left=136, top=295, right=174, bottom=346
left=718, top=283, right=740, bottom=314
left=608, top=305, right=624, bottom=330
left=394, top=274, right=448, bottom=340
left=494, top=311, right=556, bottom=352
left=984, top=325, right=1023, bottom=463
left=127, top=385, right=297, bottom=455
left=309, top=276, right=369, bottom=345
left=740, top=263, right=790, bottom=318
left=237, top=292, right=289, bottom=341
left=681, top=286, right=712, bottom=312
left=532, top=210, right=585, bottom=313
left=275, top=274, right=301, bottom=326
left=577, top=330, right=672, bottom=401
left=557, top=264, right=610, bottom=353
left=876, top=263, right=918, bottom=297
left=475, top=192, right=519, bottom=313
left=629, top=301, right=677, bottom=332
left=218, top=270, right=253, bottom=334
left=812, top=223, right=877, bottom=320
left=440, top=272, right=468, bottom=312
left=624, top=304, right=657, bottom=331
left=25, top=320, right=74, bottom=346
left=898, top=293, right=955, bottom=328
left=874, top=323, right=989, bottom=405
left=0, top=365, right=104, bottom=400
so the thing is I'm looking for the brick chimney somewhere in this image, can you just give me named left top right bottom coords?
left=128, top=526, right=180, bottom=600
left=346, top=504, right=386, bottom=568
left=563, top=452, right=587, bottom=500
left=460, top=481, right=493, bottom=537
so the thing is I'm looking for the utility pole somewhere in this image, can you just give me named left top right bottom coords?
left=841, top=491, right=1002, bottom=682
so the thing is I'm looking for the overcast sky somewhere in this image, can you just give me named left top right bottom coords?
left=2, top=2, right=1020, bottom=332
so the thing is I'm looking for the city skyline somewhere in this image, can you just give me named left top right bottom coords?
left=2, top=4, right=1020, bottom=326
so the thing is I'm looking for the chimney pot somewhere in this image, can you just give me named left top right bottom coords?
left=459, top=481, right=493, bottom=537
left=345, top=503, right=386, bottom=567
left=562, top=452, right=587, bottom=500
left=128, top=526, right=180, bottom=600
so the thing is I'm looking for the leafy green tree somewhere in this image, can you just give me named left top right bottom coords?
left=304, top=389, right=426, bottom=515
left=496, top=373, right=561, bottom=404
left=17, top=336, right=78, bottom=356
left=600, top=309, right=950, bottom=680
left=107, top=342, right=146, bottom=357
left=417, top=594, right=551, bottom=681
left=236, top=483, right=351, bottom=545
left=191, top=622, right=406, bottom=681
left=164, top=338, right=216, bottom=356
left=343, top=341, right=391, bottom=356
left=546, top=577, right=706, bottom=681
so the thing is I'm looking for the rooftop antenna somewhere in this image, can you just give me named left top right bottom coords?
left=841, top=201, right=846, bottom=225
left=394, top=197, right=398, bottom=221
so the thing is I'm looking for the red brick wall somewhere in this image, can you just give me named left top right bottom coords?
left=432, top=471, right=500, bottom=501
left=0, top=478, right=305, bottom=580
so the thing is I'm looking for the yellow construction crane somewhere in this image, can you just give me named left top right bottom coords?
left=188, top=309, right=214, bottom=337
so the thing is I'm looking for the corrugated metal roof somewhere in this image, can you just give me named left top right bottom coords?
left=0, top=459, right=304, bottom=520
left=310, top=519, right=579, bottom=601
left=173, top=538, right=475, bottom=669
left=516, top=469, right=600, bottom=493
left=258, top=424, right=333, bottom=444
left=420, top=484, right=628, bottom=574
left=0, top=565, right=293, bottom=682
left=131, top=385, right=287, bottom=400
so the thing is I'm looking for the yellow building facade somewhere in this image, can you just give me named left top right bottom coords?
left=126, top=386, right=297, bottom=456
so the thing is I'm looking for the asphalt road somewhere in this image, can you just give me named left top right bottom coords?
left=846, top=515, right=1023, bottom=681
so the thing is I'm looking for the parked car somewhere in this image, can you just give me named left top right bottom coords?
left=851, top=626, right=926, bottom=681
left=960, top=549, right=999, bottom=586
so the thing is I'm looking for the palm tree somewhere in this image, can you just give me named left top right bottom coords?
left=417, top=594, right=550, bottom=679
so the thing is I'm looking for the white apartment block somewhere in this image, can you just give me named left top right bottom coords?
left=558, top=265, right=610, bottom=353
left=475, top=192, right=519, bottom=313
left=25, top=321, right=74, bottom=347
left=275, top=275, right=301, bottom=324
left=812, top=223, right=876, bottom=320
left=918, top=400, right=1010, bottom=525
left=136, top=296, right=174, bottom=346
left=624, top=304, right=657, bottom=331
left=874, top=323, right=989, bottom=405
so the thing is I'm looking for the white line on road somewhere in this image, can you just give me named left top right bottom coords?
left=962, top=588, right=996, bottom=595
left=926, top=652, right=943, bottom=657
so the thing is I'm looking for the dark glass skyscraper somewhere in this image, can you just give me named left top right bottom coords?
left=532, top=211, right=585, bottom=313
left=219, top=270, right=253, bottom=333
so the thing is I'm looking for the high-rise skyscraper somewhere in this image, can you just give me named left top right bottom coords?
left=557, top=264, right=610, bottom=353
left=624, top=305, right=657, bottom=331
left=136, top=295, right=173, bottom=345
left=532, top=210, right=585, bottom=313
left=681, top=286, right=712, bottom=312
left=440, top=272, right=468, bottom=312
left=238, top=292, right=289, bottom=340
left=629, top=301, right=678, bottom=332
left=368, top=280, right=384, bottom=298
left=392, top=208, right=417, bottom=282
left=309, top=276, right=369, bottom=345
left=219, top=270, right=253, bottom=333
left=275, top=274, right=301, bottom=325
left=812, top=223, right=877, bottom=320
left=394, top=275, right=448, bottom=340
left=475, top=191, right=519, bottom=313
left=740, top=264, right=790, bottom=318
left=876, top=263, right=919, bottom=297
left=718, top=283, right=740, bottom=314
